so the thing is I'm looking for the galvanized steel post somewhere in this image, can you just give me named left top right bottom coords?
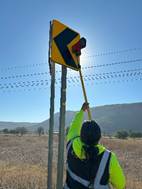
left=56, top=66, right=67, bottom=189
left=47, top=21, right=55, bottom=189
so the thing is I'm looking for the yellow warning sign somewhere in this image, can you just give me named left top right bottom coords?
left=51, top=20, right=80, bottom=70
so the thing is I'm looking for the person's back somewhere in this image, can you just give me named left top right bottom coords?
left=64, top=103, right=126, bottom=189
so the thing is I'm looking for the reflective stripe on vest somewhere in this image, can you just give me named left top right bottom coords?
left=66, top=140, right=72, bottom=155
left=66, top=140, right=90, bottom=187
left=66, top=141, right=110, bottom=189
left=94, top=150, right=110, bottom=189
left=67, top=163, right=90, bottom=187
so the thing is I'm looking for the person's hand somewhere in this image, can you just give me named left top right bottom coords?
left=81, top=102, right=89, bottom=111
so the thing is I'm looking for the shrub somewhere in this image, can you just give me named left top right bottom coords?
left=115, top=131, right=129, bottom=139
left=37, top=127, right=44, bottom=136
left=2, top=128, right=9, bottom=134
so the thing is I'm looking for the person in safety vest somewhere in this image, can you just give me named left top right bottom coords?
left=64, top=102, right=126, bottom=189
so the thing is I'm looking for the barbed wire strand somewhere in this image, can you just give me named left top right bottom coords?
left=0, top=47, right=141, bottom=71
left=1, top=62, right=142, bottom=80
left=1, top=77, right=142, bottom=93
left=0, top=72, right=142, bottom=92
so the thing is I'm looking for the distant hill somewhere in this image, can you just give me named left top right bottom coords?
left=1, top=102, right=142, bottom=134
left=35, top=102, right=142, bottom=134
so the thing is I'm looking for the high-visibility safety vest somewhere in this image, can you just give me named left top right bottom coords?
left=66, top=110, right=126, bottom=189
left=64, top=141, right=111, bottom=189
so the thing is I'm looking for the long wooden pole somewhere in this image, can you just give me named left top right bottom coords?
left=79, top=68, right=92, bottom=120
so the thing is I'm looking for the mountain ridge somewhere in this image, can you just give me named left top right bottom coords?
left=1, top=102, right=142, bottom=134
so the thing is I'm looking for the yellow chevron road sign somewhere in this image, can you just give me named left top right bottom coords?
left=51, top=20, right=80, bottom=70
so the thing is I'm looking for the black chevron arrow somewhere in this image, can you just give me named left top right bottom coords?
left=54, top=28, right=79, bottom=69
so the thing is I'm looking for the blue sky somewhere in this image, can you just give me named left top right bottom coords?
left=0, top=0, right=142, bottom=122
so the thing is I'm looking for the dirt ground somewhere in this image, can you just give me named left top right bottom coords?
left=0, top=135, right=141, bottom=189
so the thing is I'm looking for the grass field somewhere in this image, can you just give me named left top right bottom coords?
left=0, top=135, right=141, bottom=189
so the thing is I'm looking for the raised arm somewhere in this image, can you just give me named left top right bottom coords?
left=67, top=103, right=89, bottom=142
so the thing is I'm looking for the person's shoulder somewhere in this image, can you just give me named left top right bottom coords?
left=97, top=145, right=119, bottom=164
left=102, top=149, right=120, bottom=167
left=97, top=144, right=107, bottom=155
left=72, top=137, right=86, bottom=159
left=97, top=144, right=117, bottom=156
left=72, top=136, right=82, bottom=148
left=109, top=151, right=119, bottom=163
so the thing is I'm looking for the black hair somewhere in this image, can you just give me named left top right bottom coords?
left=83, top=145, right=99, bottom=160
left=81, top=120, right=101, bottom=146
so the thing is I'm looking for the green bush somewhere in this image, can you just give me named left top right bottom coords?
left=129, top=132, right=142, bottom=138
left=115, top=130, right=142, bottom=139
left=115, top=131, right=129, bottom=139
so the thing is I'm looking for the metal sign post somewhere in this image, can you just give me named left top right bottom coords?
left=49, top=19, right=91, bottom=189
left=56, top=66, right=67, bottom=189
left=47, top=21, right=55, bottom=189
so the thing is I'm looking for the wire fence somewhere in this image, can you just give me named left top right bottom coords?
left=0, top=47, right=142, bottom=92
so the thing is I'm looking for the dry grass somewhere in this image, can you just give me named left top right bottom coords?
left=101, top=138, right=142, bottom=189
left=0, top=135, right=141, bottom=189
left=0, top=164, right=47, bottom=189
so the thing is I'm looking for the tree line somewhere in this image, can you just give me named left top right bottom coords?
left=115, top=130, right=142, bottom=139
left=1, top=127, right=142, bottom=139
left=0, top=126, right=45, bottom=136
